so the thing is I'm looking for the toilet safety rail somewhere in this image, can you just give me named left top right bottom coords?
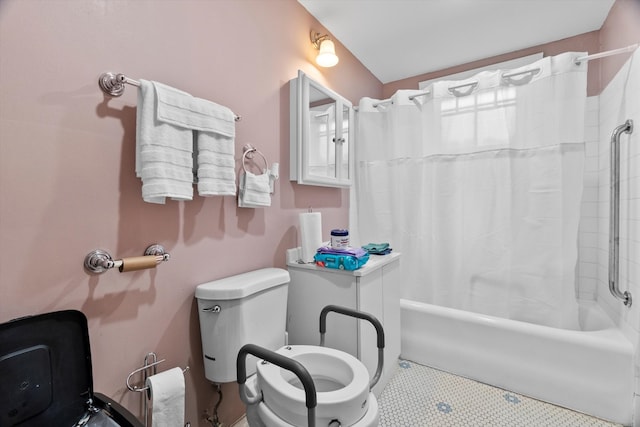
left=237, top=343, right=318, bottom=427
left=236, top=306, right=385, bottom=427
left=319, top=305, right=385, bottom=391
left=609, top=119, right=634, bottom=307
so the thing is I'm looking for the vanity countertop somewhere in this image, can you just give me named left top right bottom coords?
left=286, top=251, right=400, bottom=277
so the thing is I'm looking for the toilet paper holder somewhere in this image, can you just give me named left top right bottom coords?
left=126, top=352, right=190, bottom=427
left=125, top=354, right=189, bottom=394
left=84, top=244, right=170, bottom=274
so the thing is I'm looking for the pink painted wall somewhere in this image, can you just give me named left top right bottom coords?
left=599, top=0, right=640, bottom=86
left=0, top=1, right=381, bottom=425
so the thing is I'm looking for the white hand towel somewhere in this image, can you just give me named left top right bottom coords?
left=156, top=90, right=235, bottom=137
left=136, top=80, right=194, bottom=204
left=190, top=98, right=237, bottom=197
left=145, top=367, right=185, bottom=427
left=197, top=132, right=237, bottom=196
left=153, top=91, right=237, bottom=197
left=238, top=171, right=271, bottom=208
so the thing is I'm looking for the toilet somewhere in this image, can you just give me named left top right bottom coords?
left=195, top=268, right=380, bottom=427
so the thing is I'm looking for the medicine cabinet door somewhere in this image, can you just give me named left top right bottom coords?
left=290, top=70, right=354, bottom=187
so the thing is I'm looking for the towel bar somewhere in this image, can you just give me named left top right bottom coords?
left=98, top=71, right=241, bottom=121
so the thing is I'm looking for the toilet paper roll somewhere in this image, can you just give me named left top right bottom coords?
left=299, top=212, right=322, bottom=263
left=146, top=367, right=185, bottom=427
left=118, top=256, right=159, bottom=272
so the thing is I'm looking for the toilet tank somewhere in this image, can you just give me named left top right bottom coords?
left=195, top=268, right=290, bottom=383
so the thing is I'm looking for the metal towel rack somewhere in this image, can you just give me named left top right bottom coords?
left=98, top=71, right=241, bottom=121
left=609, top=119, right=633, bottom=307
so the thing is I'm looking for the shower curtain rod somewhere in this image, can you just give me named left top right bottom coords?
left=357, top=45, right=639, bottom=111
left=574, top=44, right=638, bottom=64
left=371, top=99, right=393, bottom=108
left=366, top=90, right=431, bottom=108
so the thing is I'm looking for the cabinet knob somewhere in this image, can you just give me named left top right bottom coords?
left=332, top=137, right=345, bottom=144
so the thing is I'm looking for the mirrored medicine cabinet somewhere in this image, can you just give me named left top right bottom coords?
left=290, top=70, right=354, bottom=188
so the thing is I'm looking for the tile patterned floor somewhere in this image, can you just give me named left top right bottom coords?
left=378, top=359, right=623, bottom=427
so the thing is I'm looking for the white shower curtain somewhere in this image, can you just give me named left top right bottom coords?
left=352, top=52, right=587, bottom=329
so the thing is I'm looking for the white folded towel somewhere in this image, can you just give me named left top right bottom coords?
left=197, top=132, right=237, bottom=196
left=154, top=91, right=237, bottom=197
left=136, top=80, right=194, bottom=204
left=135, top=81, right=238, bottom=202
left=190, top=98, right=237, bottom=197
left=156, top=90, right=235, bottom=137
left=238, top=171, right=271, bottom=208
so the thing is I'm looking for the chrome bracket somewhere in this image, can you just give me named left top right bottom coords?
left=144, top=244, right=170, bottom=260
left=83, top=249, right=114, bottom=274
left=98, top=72, right=125, bottom=97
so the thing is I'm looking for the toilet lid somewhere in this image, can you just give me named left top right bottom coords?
left=0, top=310, right=93, bottom=425
left=0, top=310, right=142, bottom=427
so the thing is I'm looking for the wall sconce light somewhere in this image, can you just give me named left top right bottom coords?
left=311, top=31, right=339, bottom=67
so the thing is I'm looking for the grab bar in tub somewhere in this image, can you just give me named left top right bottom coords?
left=609, top=119, right=633, bottom=307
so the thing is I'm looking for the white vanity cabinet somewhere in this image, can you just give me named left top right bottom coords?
left=286, top=252, right=401, bottom=396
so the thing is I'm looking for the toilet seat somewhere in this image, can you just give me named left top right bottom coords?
left=256, top=345, right=373, bottom=427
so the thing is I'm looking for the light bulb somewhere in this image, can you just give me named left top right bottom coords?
left=316, top=39, right=339, bottom=67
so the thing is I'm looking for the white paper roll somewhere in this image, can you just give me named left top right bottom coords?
left=299, top=212, right=322, bottom=263
left=146, top=367, right=185, bottom=427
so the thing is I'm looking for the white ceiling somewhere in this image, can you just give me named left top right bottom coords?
left=298, top=0, right=616, bottom=83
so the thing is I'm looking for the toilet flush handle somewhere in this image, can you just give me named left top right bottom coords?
left=202, top=305, right=221, bottom=313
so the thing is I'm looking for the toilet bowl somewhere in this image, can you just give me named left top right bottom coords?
left=256, top=345, right=373, bottom=427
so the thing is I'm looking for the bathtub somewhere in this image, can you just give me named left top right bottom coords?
left=400, top=299, right=635, bottom=425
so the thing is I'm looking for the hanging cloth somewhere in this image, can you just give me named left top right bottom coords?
left=352, top=52, right=588, bottom=329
